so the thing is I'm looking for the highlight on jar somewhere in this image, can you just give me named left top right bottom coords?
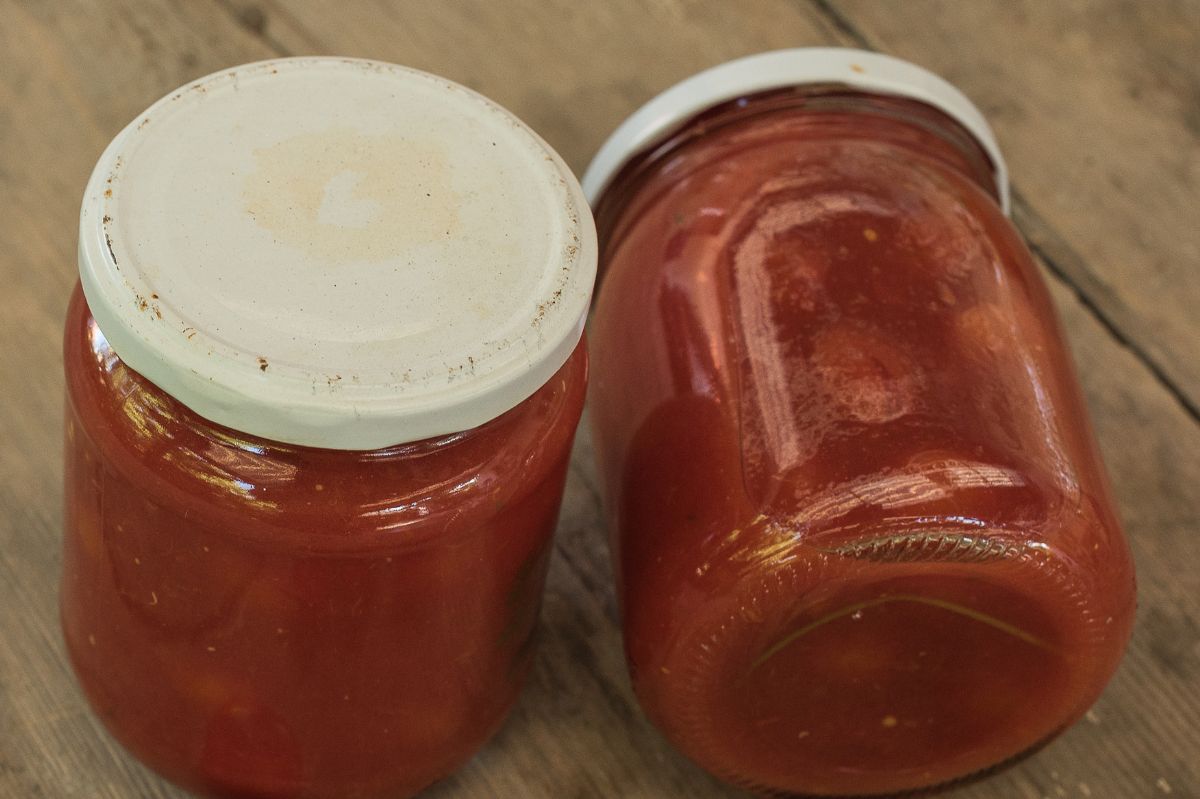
left=583, top=48, right=1136, bottom=797
left=61, top=58, right=595, bottom=798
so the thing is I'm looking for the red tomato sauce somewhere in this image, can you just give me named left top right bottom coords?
left=588, top=90, right=1135, bottom=795
left=61, top=286, right=586, bottom=798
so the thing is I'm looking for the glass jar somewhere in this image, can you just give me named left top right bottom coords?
left=61, top=58, right=595, bottom=798
left=584, top=49, right=1135, bottom=796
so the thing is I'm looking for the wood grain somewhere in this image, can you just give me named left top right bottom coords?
left=0, top=1, right=1196, bottom=797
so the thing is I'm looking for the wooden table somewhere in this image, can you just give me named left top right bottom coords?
left=2, top=2, right=1197, bottom=797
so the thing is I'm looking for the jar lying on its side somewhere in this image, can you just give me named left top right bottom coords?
left=584, top=49, right=1135, bottom=796
left=61, top=58, right=595, bottom=799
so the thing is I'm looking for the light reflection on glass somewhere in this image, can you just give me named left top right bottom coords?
left=360, top=472, right=482, bottom=525
left=88, top=318, right=121, bottom=373
left=203, top=443, right=298, bottom=489
left=168, top=446, right=277, bottom=509
left=80, top=309, right=526, bottom=524
left=782, top=460, right=1025, bottom=529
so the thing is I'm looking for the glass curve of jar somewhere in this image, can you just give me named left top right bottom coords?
left=588, top=87, right=1135, bottom=796
left=62, top=286, right=587, bottom=798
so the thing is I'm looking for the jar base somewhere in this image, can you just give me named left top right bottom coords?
left=638, top=538, right=1114, bottom=796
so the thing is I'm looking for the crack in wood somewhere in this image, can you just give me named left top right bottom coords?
left=1014, top=192, right=1200, bottom=426
left=808, top=0, right=870, bottom=48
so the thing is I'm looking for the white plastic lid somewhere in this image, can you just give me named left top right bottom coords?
left=582, top=48, right=1010, bottom=214
left=79, top=58, right=596, bottom=450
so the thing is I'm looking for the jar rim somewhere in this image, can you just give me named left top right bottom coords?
left=582, top=48, right=1010, bottom=215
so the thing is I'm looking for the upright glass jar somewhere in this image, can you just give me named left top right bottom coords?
left=62, top=58, right=595, bottom=798
left=584, top=49, right=1135, bottom=796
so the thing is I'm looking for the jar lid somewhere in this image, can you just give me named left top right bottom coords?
left=80, top=58, right=596, bottom=450
left=582, top=48, right=1010, bottom=214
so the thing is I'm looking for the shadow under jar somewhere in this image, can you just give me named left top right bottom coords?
left=61, top=58, right=595, bottom=799
left=584, top=49, right=1135, bottom=796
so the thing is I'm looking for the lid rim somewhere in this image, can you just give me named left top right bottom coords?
left=79, top=57, right=596, bottom=450
left=582, top=48, right=1010, bottom=215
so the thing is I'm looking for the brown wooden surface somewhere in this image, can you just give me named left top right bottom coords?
left=1, top=1, right=1197, bottom=797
